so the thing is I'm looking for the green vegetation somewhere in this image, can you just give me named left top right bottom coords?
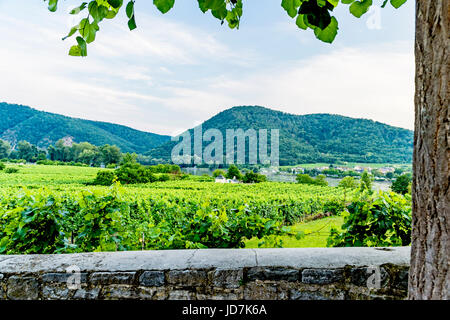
left=0, top=164, right=412, bottom=253
left=225, top=165, right=243, bottom=180
left=327, top=191, right=412, bottom=247
left=296, top=174, right=328, bottom=186
left=246, top=216, right=344, bottom=248
left=391, top=174, right=412, bottom=195
left=0, top=164, right=351, bottom=253
left=242, top=171, right=267, bottom=183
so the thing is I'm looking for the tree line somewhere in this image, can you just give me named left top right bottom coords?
left=0, top=138, right=122, bottom=166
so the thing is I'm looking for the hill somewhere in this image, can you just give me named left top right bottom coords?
left=147, top=106, right=413, bottom=165
left=0, top=102, right=170, bottom=153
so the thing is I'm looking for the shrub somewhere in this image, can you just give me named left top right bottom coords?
left=5, top=167, right=19, bottom=174
left=212, top=169, right=226, bottom=178
left=327, top=191, right=412, bottom=247
left=75, top=188, right=128, bottom=252
left=158, top=174, right=170, bottom=182
left=296, top=174, right=328, bottom=186
left=242, top=171, right=267, bottom=183
left=0, top=162, right=5, bottom=170
left=92, top=170, right=117, bottom=186
left=0, top=192, right=66, bottom=254
left=391, top=174, right=412, bottom=195
left=226, top=165, right=242, bottom=180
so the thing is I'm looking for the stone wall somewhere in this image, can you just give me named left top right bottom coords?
left=0, top=247, right=410, bottom=300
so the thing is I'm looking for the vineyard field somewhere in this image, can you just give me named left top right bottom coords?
left=0, top=164, right=351, bottom=253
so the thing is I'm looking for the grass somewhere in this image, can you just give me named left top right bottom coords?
left=245, top=215, right=344, bottom=248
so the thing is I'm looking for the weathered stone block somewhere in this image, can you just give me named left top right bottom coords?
left=7, top=276, right=39, bottom=300
left=301, top=269, right=344, bottom=284
left=244, top=280, right=278, bottom=300
left=349, top=266, right=389, bottom=288
left=168, top=290, right=195, bottom=300
left=139, top=271, right=165, bottom=287
left=136, top=286, right=168, bottom=300
left=101, top=285, right=135, bottom=300
left=392, top=269, right=409, bottom=290
left=211, top=269, right=243, bottom=289
left=90, top=272, right=135, bottom=285
left=73, top=287, right=100, bottom=300
left=42, top=284, right=71, bottom=300
left=42, top=272, right=87, bottom=283
left=290, top=288, right=345, bottom=300
left=167, top=270, right=208, bottom=287
left=247, top=267, right=299, bottom=282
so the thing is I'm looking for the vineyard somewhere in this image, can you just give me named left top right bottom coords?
left=0, top=164, right=411, bottom=254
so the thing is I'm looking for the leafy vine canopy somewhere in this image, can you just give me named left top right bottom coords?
left=43, top=0, right=407, bottom=56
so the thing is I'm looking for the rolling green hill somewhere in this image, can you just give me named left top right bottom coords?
left=147, top=106, right=413, bottom=165
left=0, top=102, right=170, bottom=153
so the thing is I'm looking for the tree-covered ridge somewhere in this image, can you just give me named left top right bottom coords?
left=0, top=102, right=170, bottom=154
left=148, top=105, right=413, bottom=165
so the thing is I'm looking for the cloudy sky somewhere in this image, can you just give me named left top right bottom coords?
left=0, top=0, right=415, bottom=135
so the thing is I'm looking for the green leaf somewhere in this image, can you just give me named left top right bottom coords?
left=76, top=36, right=88, bottom=56
left=295, top=14, right=308, bottom=30
left=128, top=16, right=137, bottom=30
left=341, top=0, right=354, bottom=4
left=153, top=0, right=175, bottom=14
left=126, top=1, right=134, bottom=18
left=281, top=0, right=301, bottom=18
left=390, top=0, right=407, bottom=9
left=48, top=0, right=58, bottom=12
left=70, top=2, right=87, bottom=14
left=62, top=25, right=78, bottom=41
left=327, top=0, right=339, bottom=6
left=314, top=16, right=338, bottom=43
left=349, top=0, right=373, bottom=18
left=198, top=0, right=226, bottom=13
left=381, top=0, right=389, bottom=7
left=88, top=2, right=100, bottom=21
left=107, top=0, right=123, bottom=9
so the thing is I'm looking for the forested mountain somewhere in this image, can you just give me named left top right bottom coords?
left=0, top=103, right=170, bottom=153
left=1, top=103, right=413, bottom=165
left=147, top=106, right=413, bottom=165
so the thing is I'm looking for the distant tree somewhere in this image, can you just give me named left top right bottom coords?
left=100, top=144, right=122, bottom=165
left=359, top=171, right=373, bottom=192
left=338, top=176, right=357, bottom=189
left=314, top=174, right=328, bottom=186
left=391, top=174, right=412, bottom=195
left=296, top=174, right=315, bottom=185
left=212, top=169, right=226, bottom=178
left=121, top=152, right=138, bottom=165
left=17, top=141, right=38, bottom=162
left=386, top=172, right=394, bottom=179
left=226, top=165, right=242, bottom=180
left=296, top=173, right=327, bottom=186
left=242, top=171, right=267, bottom=183
left=0, top=139, right=11, bottom=159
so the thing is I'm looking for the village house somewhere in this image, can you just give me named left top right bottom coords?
left=214, top=175, right=240, bottom=184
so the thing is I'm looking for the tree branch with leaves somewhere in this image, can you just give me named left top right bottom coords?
left=43, top=0, right=407, bottom=56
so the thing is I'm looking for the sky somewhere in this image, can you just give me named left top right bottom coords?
left=0, top=0, right=415, bottom=136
